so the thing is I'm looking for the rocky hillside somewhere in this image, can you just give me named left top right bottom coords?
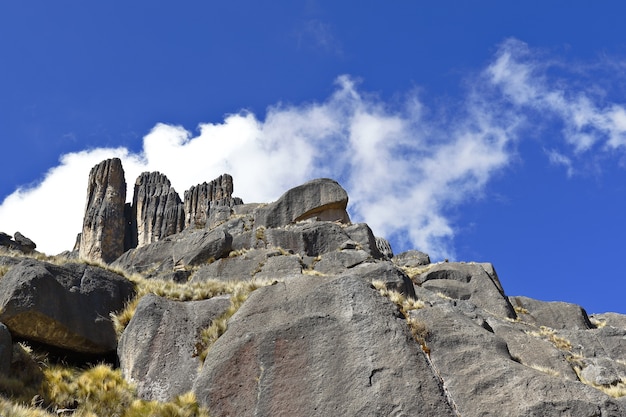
left=0, top=157, right=624, bottom=416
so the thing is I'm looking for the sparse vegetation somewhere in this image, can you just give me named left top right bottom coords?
left=255, top=226, right=266, bottom=242
left=0, top=265, right=10, bottom=278
left=527, top=363, right=560, bottom=378
left=589, top=316, right=607, bottom=328
left=573, top=367, right=626, bottom=398
left=513, top=305, right=530, bottom=315
left=196, top=279, right=277, bottom=362
left=0, top=346, right=211, bottom=417
left=112, top=274, right=276, bottom=336
left=400, top=264, right=436, bottom=283
left=526, top=326, right=572, bottom=351
left=372, top=280, right=429, bottom=354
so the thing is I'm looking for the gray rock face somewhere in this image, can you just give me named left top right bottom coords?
left=253, top=178, right=350, bottom=228
left=410, top=303, right=625, bottom=417
left=79, top=158, right=127, bottom=263
left=374, top=236, right=393, bottom=259
left=112, top=226, right=233, bottom=275
left=419, top=262, right=516, bottom=319
left=393, top=249, right=431, bottom=267
left=118, top=294, right=230, bottom=401
left=184, top=174, right=243, bottom=228
left=131, top=171, right=185, bottom=248
left=509, top=295, right=593, bottom=330
left=194, top=275, right=456, bottom=417
left=0, top=259, right=135, bottom=353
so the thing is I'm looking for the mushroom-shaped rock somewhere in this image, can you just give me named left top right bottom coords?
left=0, top=259, right=135, bottom=354
left=254, top=178, right=350, bottom=229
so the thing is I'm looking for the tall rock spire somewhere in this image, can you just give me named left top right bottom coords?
left=132, top=171, right=184, bottom=248
left=79, top=158, right=127, bottom=263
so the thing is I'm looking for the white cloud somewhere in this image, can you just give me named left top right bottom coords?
left=3, top=39, right=626, bottom=260
left=487, top=38, right=626, bottom=154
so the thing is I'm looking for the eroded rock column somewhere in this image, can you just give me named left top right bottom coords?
left=79, top=158, right=127, bottom=263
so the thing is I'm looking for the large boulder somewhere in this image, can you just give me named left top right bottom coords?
left=0, top=259, right=135, bottom=353
left=113, top=226, right=234, bottom=275
left=131, top=171, right=185, bottom=248
left=253, top=178, right=350, bottom=229
left=118, top=294, right=230, bottom=401
left=193, top=275, right=456, bottom=417
left=79, top=158, right=127, bottom=263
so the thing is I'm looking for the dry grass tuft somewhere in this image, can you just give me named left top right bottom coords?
left=513, top=305, right=530, bottom=315
left=574, top=367, right=626, bottom=398
left=372, top=280, right=429, bottom=354
left=526, top=326, right=572, bottom=351
left=40, top=363, right=211, bottom=416
left=527, top=363, right=560, bottom=378
left=196, top=279, right=276, bottom=362
left=589, top=316, right=607, bottom=329
left=111, top=274, right=278, bottom=336
left=0, top=264, right=10, bottom=278
left=400, top=264, right=436, bottom=283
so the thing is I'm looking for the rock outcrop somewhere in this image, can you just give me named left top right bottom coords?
left=118, top=294, right=230, bottom=401
left=0, top=231, right=36, bottom=254
left=1, top=158, right=625, bottom=416
left=79, top=158, right=127, bottom=263
left=193, top=275, right=457, bottom=416
left=0, top=258, right=135, bottom=353
left=184, top=174, right=243, bottom=229
left=131, top=171, right=185, bottom=248
left=253, top=178, right=350, bottom=228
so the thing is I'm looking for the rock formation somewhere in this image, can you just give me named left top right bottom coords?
left=131, top=171, right=185, bottom=248
left=79, top=158, right=127, bottom=263
left=253, top=178, right=350, bottom=228
left=0, top=158, right=624, bottom=416
left=0, top=258, right=135, bottom=354
left=0, top=231, right=36, bottom=254
left=184, top=174, right=243, bottom=228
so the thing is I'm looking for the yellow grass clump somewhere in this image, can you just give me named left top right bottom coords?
left=372, top=280, right=429, bottom=354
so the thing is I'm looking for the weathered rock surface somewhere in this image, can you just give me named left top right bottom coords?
left=0, top=259, right=135, bottom=353
left=131, top=171, right=185, bottom=248
left=374, top=236, right=393, bottom=259
left=509, top=295, right=593, bottom=330
left=194, top=276, right=457, bottom=416
left=393, top=249, right=431, bottom=267
left=253, top=178, right=350, bottom=228
left=118, top=294, right=230, bottom=401
left=410, top=302, right=625, bottom=416
left=79, top=158, right=127, bottom=263
left=418, top=262, right=516, bottom=319
left=184, top=174, right=243, bottom=228
left=113, top=226, right=233, bottom=275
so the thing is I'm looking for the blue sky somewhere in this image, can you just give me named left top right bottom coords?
left=1, top=2, right=626, bottom=314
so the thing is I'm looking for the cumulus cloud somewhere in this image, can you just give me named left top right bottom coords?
left=3, top=38, right=626, bottom=258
